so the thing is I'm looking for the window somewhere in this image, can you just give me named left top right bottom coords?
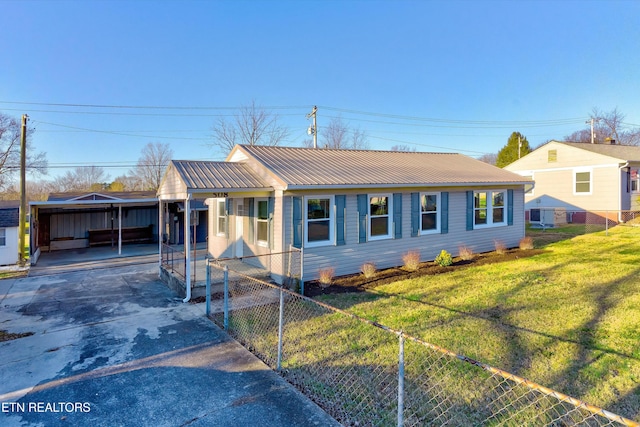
left=420, top=192, right=440, bottom=234
left=305, top=196, right=334, bottom=247
left=369, top=194, right=392, bottom=240
left=256, top=199, right=269, bottom=246
left=574, top=170, right=591, bottom=194
left=548, top=150, right=557, bottom=162
left=0, top=228, right=5, bottom=246
left=216, top=199, right=226, bottom=236
left=474, top=190, right=507, bottom=227
left=631, top=169, right=639, bottom=192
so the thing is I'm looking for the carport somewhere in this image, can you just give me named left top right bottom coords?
left=29, top=191, right=159, bottom=265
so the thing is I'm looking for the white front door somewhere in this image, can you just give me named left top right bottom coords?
left=235, top=202, right=243, bottom=258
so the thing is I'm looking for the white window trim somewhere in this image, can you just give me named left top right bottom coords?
left=304, top=195, right=335, bottom=248
left=255, top=198, right=269, bottom=247
left=420, top=192, right=440, bottom=235
left=573, top=168, right=593, bottom=195
left=215, top=199, right=227, bottom=237
left=473, top=190, right=508, bottom=229
left=368, top=193, right=393, bottom=241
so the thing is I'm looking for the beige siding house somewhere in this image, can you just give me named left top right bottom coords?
left=504, top=141, right=640, bottom=219
left=158, top=145, right=528, bottom=285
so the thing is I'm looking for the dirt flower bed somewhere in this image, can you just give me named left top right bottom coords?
left=304, top=248, right=545, bottom=298
left=0, top=330, right=34, bottom=342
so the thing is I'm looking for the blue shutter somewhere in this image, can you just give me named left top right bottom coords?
left=411, top=192, right=420, bottom=237
left=335, top=195, right=346, bottom=246
left=268, top=197, right=275, bottom=249
left=224, top=199, right=231, bottom=239
left=466, top=191, right=474, bottom=231
left=247, top=198, right=255, bottom=243
left=292, top=197, right=302, bottom=249
left=393, top=193, right=402, bottom=239
left=441, top=192, right=449, bottom=234
left=357, top=194, right=367, bottom=243
left=507, top=189, right=514, bottom=226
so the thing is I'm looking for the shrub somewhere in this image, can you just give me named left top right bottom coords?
left=458, top=245, right=474, bottom=261
left=494, top=240, right=507, bottom=255
left=318, top=267, right=335, bottom=287
left=402, top=251, right=421, bottom=271
left=434, top=249, right=453, bottom=267
left=519, top=236, right=535, bottom=250
left=360, top=262, right=377, bottom=279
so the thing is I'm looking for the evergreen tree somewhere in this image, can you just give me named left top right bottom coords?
left=496, top=132, right=531, bottom=167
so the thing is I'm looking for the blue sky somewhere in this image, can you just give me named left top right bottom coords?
left=2, top=0, right=639, bottom=181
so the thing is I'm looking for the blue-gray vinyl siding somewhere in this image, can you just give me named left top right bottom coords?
left=283, top=190, right=525, bottom=281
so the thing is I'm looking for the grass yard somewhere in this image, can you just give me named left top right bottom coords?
left=314, top=225, right=640, bottom=420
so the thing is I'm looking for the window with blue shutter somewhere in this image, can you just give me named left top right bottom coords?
left=292, top=196, right=302, bottom=249
left=357, top=194, right=367, bottom=243
left=393, top=193, right=402, bottom=239
left=335, top=195, right=346, bottom=245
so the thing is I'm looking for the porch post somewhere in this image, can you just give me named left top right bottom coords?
left=158, top=200, right=163, bottom=269
left=118, top=204, right=122, bottom=255
left=183, top=195, right=192, bottom=302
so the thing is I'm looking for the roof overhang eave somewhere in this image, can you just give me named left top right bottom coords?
left=30, top=198, right=158, bottom=208
left=284, top=181, right=530, bottom=191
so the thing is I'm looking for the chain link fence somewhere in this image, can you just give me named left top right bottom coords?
left=527, top=208, right=640, bottom=235
left=206, top=263, right=639, bottom=427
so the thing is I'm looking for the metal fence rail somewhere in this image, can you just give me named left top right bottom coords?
left=527, top=208, right=640, bottom=235
left=206, top=263, right=639, bottom=427
left=160, top=243, right=185, bottom=279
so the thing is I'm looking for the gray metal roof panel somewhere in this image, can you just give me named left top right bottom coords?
left=0, top=207, right=19, bottom=228
left=239, top=145, right=526, bottom=187
left=171, top=160, right=270, bottom=190
left=558, top=142, right=640, bottom=161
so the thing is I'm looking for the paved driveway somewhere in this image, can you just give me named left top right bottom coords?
left=0, top=262, right=339, bottom=427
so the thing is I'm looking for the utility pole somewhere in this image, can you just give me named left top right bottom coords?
left=306, top=106, right=317, bottom=149
left=18, top=114, right=28, bottom=265
left=587, top=118, right=595, bottom=144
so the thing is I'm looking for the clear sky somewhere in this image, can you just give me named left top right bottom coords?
left=1, top=0, right=639, bottom=182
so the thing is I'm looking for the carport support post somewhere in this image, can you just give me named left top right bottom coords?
left=183, top=195, right=192, bottom=303
left=118, top=204, right=122, bottom=255
left=205, top=258, right=211, bottom=316
left=223, top=265, right=229, bottom=330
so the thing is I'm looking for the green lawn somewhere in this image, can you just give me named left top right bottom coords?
left=315, top=225, right=640, bottom=420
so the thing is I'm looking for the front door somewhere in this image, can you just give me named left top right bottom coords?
left=235, top=201, right=243, bottom=258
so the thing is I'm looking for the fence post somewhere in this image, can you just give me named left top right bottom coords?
left=277, top=285, right=285, bottom=370
left=398, top=332, right=405, bottom=427
left=223, top=265, right=229, bottom=330
left=205, top=258, right=211, bottom=317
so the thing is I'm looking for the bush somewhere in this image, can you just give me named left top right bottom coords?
left=360, top=262, right=377, bottom=279
left=434, top=249, right=453, bottom=267
left=519, top=236, right=534, bottom=250
left=458, top=245, right=474, bottom=261
left=494, top=240, right=507, bottom=255
left=318, top=267, right=335, bottom=287
left=402, top=251, right=421, bottom=271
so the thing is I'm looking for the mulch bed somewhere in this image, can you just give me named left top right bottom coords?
left=304, top=248, right=545, bottom=298
left=0, top=330, right=34, bottom=342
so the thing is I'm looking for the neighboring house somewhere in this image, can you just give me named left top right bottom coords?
left=0, top=201, right=20, bottom=266
left=504, top=140, right=640, bottom=222
left=158, top=145, right=528, bottom=284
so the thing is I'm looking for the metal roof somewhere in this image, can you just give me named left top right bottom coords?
left=170, top=160, right=271, bottom=190
left=558, top=141, right=640, bottom=161
left=47, top=191, right=156, bottom=202
left=237, top=145, right=527, bottom=188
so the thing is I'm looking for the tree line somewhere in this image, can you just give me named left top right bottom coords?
left=2, top=105, right=639, bottom=200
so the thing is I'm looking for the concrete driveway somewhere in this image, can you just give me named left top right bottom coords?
left=0, top=262, right=339, bottom=426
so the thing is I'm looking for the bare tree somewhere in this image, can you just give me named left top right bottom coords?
left=130, top=142, right=173, bottom=191
left=477, top=152, right=498, bottom=165
left=210, top=100, right=290, bottom=154
left=390, top=144, right=417, bottom=152
left=111, top=174, right=144, bottom=191
left=53, top=166, right=110, bottom=192
left=303, top=116, right=370, bottom=149
left=565, top=108, right=640, bottom=145
left=0, top=113, right=48, bottom=191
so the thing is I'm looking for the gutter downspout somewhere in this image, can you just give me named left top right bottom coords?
left=619, top=162, right=630, bottom=222
left=183, top=194, right=192, bottom=303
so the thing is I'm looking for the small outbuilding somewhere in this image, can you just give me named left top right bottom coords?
left=0, top=201, right=20, bottom=266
